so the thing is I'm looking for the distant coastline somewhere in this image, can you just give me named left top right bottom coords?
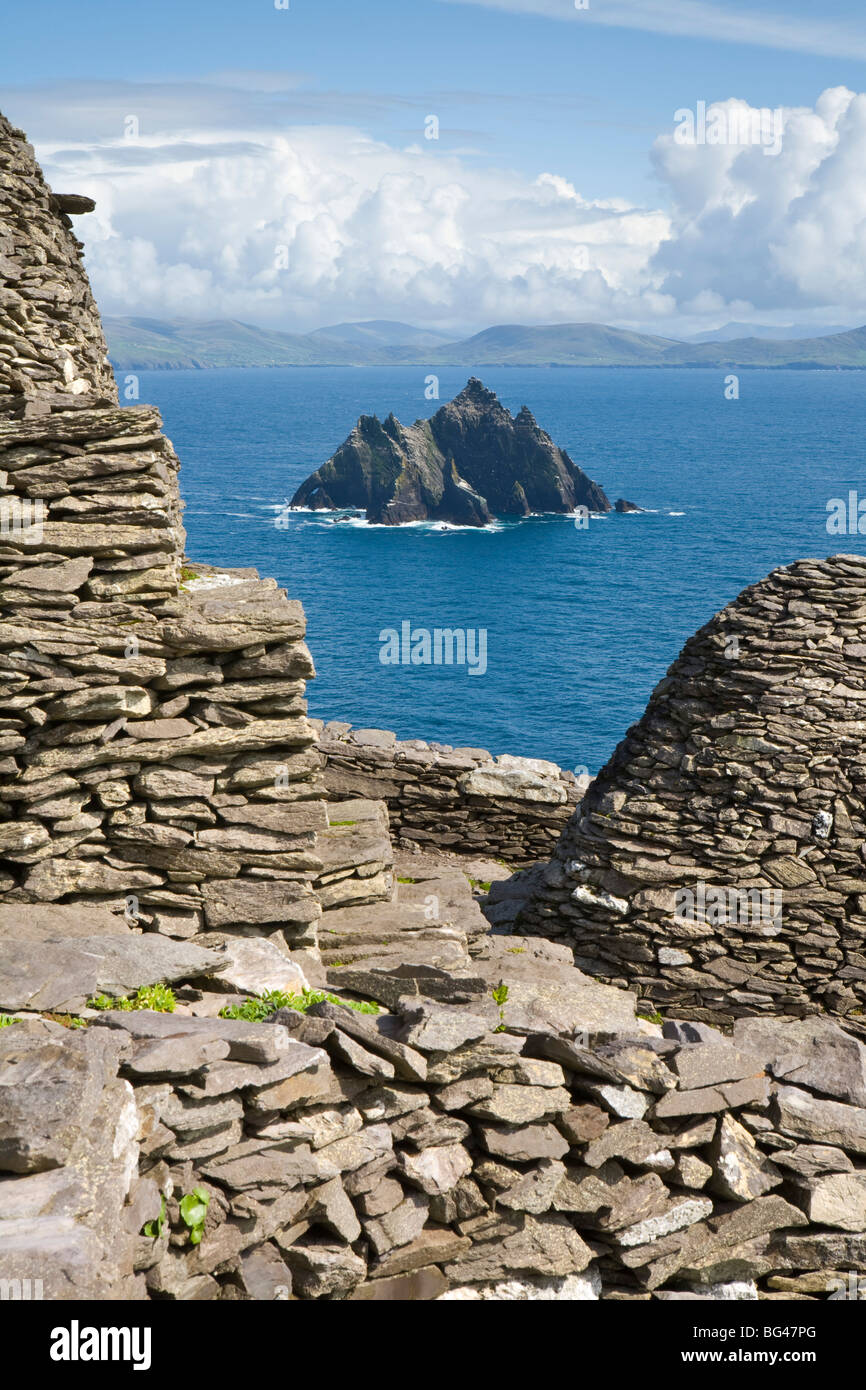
left=105, top=316, right=866, bottom=373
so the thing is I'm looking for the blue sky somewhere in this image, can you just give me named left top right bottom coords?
left=2, top=0, right=865, bottom=334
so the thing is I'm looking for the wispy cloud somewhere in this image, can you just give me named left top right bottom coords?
left=440, top=0, right=866, bottom=61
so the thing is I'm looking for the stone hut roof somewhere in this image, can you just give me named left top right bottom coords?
left=0, top=112, right=117, bottom=417
left=520, top=554, right=866, bottom=1033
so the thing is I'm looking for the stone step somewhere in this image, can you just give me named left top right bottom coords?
left=325, top=937, right=472, bottom=983
left=318, top=876, right=478, bottom=967
left=314, top=799, right=394, bottom=910
left=395, top=872, right=490, bottom=940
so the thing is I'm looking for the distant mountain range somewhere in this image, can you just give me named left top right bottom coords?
left=104, top=316, right=866, bottom=371
left=684, top=321, right=852, bottom=344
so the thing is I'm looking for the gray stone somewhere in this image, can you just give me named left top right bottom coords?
left=425, top=1036, right=525, bottom=1086
left=771, top=1085, right=866, bottom=1156
left=0, top=933, right=224, bottom=1013
left=371, top=1225, right=471, bottom=1277
left=792, top=1173, right=866, bottom=1232
left=238, top=1242, right=292, bottom=1300
left=553, top=1162, right=669, bottom=1230
left=349, top=1266, right=449, bottom=1300
left=671, top=1043, right=767, bottom=1091
left=709, top=1114, right=782, bottom=1202
left=494, top=1159, right=566, bottom=1215
left=319, top=1124, right=393, bottom=1175
left=772, top=1144, right=855, bottom=1179
left=325, top=1028, right=396, bottom=1080
left=468, top=1084, right=572, bottom=1125
left=733, top=1016, right=866, bottom=1107
left=477, top=1122, right=570, bottom=1163
left=357, top=1082, right=428, bottom=1123
left=364, top=1190, right=429, bottom=1256
left=207, top=935, right=309, bottom=997
left=582, top=1119, right=671, bottom=1170
left=0, top=1023, right=126, bottom=1173
left=397, top=1143, right=473, bottom=1196
left=395, top=997, right=495, bottom=1052
left=391, top=1109, right=470, bottom=1149
left=653, top=1075, right=770, bottom=1118
left=279, top=1238, right=366, bottom=1298
left=672, top=1152, right=713, bottom=1190
left=308, top=1000, right=428, bottom=1082
left=303, top=1177, right=362, bottom=1243
left=356, top=1176, right=405, bottom=1218
left=434, top=1076, right=494, bottom=1111
left=443, top=1212, right=593, bottom=1282
left=612, top=1196, right=713, bottom=1249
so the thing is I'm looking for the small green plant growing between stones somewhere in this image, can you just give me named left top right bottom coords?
left=329, top=819, right=356, bottom=827
left=220, top=988, right=379, bottom=1021
left=0, top=1013, right=17, bottom=1027
left=397, top=875, right=416, bottom=884
left=469, top=878, right=492, bottom=892
left=492, top=980, right=509, bottom=1032
left=637, top=1010, right=664, bottom=1025
left=179, top=1187, right=210, bottom=1246
left=88, top=984, right=176, bottom=1013
left=142, top=1195, right=167, bottom=1240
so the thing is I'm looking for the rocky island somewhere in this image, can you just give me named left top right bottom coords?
left=291, top=378, right=630, bottom=525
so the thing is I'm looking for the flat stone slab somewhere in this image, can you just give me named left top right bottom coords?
left=733, top=1016, right=866, bottom=1108
left=90, top=1011, right=325, bottom=1066
left=0, top=934, right=224, bottom=1012
left=0, top=903, right=129, bottom=940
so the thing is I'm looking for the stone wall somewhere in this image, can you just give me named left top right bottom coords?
left=317, top=723, right=580, bottom=868
left=0, top=113, right=116, bottom=417
left=0, top=111, right=327, bottom=967
left=4, top=962, right=866, bottom=1301
left=518, top=557, right=866, bottom=1033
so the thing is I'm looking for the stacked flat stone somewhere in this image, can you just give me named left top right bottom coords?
left=0, top=109, right=326, bottom=960
left=0, top=113, right=116, bottom=417
left=519, top=556, right=866, bottom=1031
left=4, top=946, right=866, bottom=1301
left=317, top=723, right=580, bottom=867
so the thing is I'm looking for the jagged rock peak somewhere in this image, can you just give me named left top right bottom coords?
left=0, top=108, right=117, bottom=417
left=519, top=552, right=866, bottom=1033
left=292, top=377, right=616, bottom=525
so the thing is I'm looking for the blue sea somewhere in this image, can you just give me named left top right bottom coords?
left=134, top=366, right=866, bottom=774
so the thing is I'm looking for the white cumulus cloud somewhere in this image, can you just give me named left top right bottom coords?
left=17, top=81, right=866, bottom=334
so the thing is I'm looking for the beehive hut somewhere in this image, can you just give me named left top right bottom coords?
left=518, top=555, right=866, bottom=1034
left=0, top=110, right=327, bottom=951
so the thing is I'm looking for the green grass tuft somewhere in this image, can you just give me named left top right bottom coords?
left=220, top=987, right=379, bottom=1021
left=88, top=984, right=176, bottom=1013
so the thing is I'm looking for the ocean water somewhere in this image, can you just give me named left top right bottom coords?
left=133, top=365, right=866, bottom=773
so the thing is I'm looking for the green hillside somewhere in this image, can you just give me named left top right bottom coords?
left=104, top=316, right=866, bottom=371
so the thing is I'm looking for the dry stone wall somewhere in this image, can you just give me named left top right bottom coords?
left=519, top=556, right=866, bottom=1034
left=4, top=960, right=866, bottom=1301
left=0, top=113, right=116, bottom=417
left=0, top=111, right=327, bottom=967
left=317, top=722, right=580, bottom=867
